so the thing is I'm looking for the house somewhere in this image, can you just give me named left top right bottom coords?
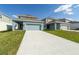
left=42, top=18, right=70, bottom=30
left=12, top=15, right=44, bottom=30
left=0, top=14, right=12, bottom=31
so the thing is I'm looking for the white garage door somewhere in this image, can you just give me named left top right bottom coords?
left=25, top=24, right=41, bottom=30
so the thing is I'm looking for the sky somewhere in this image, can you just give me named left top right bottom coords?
left=0, top=4, right=79, bottom=21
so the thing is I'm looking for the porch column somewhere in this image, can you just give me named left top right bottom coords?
left=41, top=23, right=44, bottom=30
left=23, top=22, right=26, bottom=30
left=54, top=23, right=57, bottom=30
left=12, top=22, right=15, bottom=31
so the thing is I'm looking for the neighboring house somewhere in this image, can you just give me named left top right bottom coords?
left=12, top=15, right=44, bottom=30
left=0, top=14, right=12, bottom=31
left=69, top=21, right=79, bottom=30
left=42, top=18, right=71, bottom=30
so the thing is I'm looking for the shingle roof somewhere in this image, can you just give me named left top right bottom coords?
left=15, top=14, right=39, bottom=21
left=17, top=14, right=38, bottom=18
left=13, top=19, right=44, bottom=23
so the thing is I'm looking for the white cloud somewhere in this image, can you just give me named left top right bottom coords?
left=54, top=5, right=73, bottom=12
left=74, top=4, right=79, bottom=8
left=64, top=8, right=73, bottom=15
left=66, top=8, right=72, bottom=12
left=54, top=4, right=73, bottom=15
left=12, top=15, right=18, bottom=18
left=77, top=5, right=79, bottom=7
left=65, top=12, right=73, bottom=15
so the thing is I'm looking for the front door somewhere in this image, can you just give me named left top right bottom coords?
left=18, top=23, right=23, bottom=30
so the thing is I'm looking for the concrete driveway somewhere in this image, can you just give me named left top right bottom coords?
left=17, top=31, right=79, bottom=55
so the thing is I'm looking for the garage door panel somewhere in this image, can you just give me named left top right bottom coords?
left=25, top=24, right=41, bottom=30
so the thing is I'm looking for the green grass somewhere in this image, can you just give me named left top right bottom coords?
left=44, top=30, right=79, bottom=43
left=0, top=30, right=25, bottom=55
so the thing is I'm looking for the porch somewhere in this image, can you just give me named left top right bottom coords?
left=46, top=23, right=60, bottom=30
left=12, top=21, right=23, bottom=31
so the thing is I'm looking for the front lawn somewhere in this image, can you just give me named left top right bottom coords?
left=44, top=30, right=79, bottom=43
left=0, top=30, right=25, bottom=55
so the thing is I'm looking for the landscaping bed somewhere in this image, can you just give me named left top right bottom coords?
left=0, top=30, right=25, bottom=55
left=44, top=30, right=79, bottom=43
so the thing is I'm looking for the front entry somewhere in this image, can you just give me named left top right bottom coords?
left=18, top=23, right=23, bottom=30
